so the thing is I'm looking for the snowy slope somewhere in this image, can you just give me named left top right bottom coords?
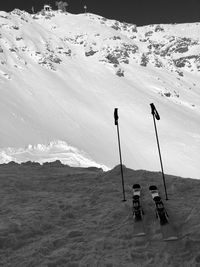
left=1, top=163, right=200, bottom=266
left=0, top=9, right=200, bottom=178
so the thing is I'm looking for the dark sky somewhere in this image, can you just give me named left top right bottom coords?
left=0, top=0, right=200, bottom=26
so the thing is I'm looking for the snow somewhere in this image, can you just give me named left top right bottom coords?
left=0, top=163, right=200, bottom=266
left=0, top=9, right=200, bottom=178
left=0, top=140, right=108, bottom=170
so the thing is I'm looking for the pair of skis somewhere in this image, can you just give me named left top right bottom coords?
left=132, top=184, right=178, bottom=241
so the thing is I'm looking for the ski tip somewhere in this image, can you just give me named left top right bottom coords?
left=132, top=184, right=141, bottom=189
left=149, top=185, right=158, bottom=191
left=164, top=236, right=178, bottom=241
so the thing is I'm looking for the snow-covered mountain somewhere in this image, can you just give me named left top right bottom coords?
left=0, top=9, right=200, bottom=178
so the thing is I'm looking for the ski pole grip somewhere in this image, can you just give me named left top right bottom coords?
left=114, top=108, right=119, bottom=125
left=150, top=103, right=155, bottom=115
left=150, top=103, right=160, bottom=120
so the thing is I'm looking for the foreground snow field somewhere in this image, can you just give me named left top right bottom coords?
left=0, top=162, right=200, bottom=266
left=0, top=9, right=200, bottom=178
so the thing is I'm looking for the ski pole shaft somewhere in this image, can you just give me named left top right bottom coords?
left=117, top=124, right=126, bottom=201
left=152, top=115, right=168, bottom=200
left=114, top=108, right=126, bottom=202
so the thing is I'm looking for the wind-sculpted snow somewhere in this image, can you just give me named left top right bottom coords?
left=0, top=140, right=109, bottom=170
left=0, top=9, right=200, bottom=178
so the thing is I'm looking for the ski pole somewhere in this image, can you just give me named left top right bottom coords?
left=150, top=103, right=168, bottom=200
left=114, top=108, right=126, bottom=202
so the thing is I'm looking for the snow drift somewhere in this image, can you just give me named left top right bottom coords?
left=0, top=140, right=108, bottom=170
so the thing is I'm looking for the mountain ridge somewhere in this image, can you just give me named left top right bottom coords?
left=0, top=9, right=200, bottom=178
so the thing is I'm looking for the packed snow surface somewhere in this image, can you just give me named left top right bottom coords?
left=0, top=9, right=200, bottom=178
left=0, top=163, right=200, bottom=266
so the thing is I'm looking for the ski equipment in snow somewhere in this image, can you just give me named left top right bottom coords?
left=149, top=185, right=178, bottom=241
left=150, top=103, right=168, bottom=200
left=132, top=195, right=143, bottom=221
left=149, top=185, right=168, bottom=225
left=114, top=108, right=126, bottom=202
left=132, top=184, right=145, bottom=236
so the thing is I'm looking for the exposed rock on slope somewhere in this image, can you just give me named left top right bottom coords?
left=1, top=9, right=200, bottom=79
left=0, top=9, right=200, bottom=178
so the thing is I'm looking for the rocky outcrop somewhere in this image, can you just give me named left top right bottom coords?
left=0, top=9, right=200, bottom=77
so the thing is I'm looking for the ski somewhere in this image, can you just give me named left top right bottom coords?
left=132, top=184, right=145, bottom=236
left=149, top=185, right=169, bottom=225
left=149, top=185, right=178, bottom=241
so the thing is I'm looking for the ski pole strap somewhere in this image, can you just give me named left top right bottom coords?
left=150, top=103, right=160, bottom=120
left=114, top=108, right=119, bottom=125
